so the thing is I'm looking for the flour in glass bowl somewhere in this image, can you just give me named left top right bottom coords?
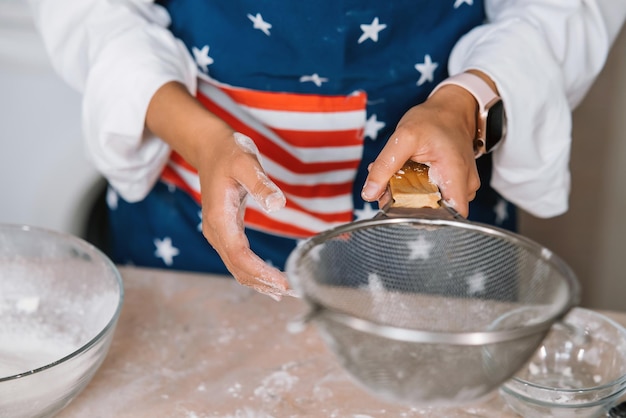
left=0, top=259, right=118, bottom=379
left=0, top=291, right=77, bottom=378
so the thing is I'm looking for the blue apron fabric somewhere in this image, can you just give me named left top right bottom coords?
left=105, top=0, right=518, bottom=272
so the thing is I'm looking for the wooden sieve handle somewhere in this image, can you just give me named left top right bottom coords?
left=387, top=160, right=442, bottom=209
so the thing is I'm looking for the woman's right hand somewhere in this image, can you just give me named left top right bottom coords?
left=146, top=82, right=294, bottom=300
left=197, top=130, right=294, bottom=300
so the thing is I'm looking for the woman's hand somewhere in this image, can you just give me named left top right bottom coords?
left=146, top=82, right=293, bottom=301
left=361, top=72, right=491, bottom=217
left=198, top=131, right=295, bottom=301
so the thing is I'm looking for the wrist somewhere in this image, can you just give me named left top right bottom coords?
left=427, top=82, right=478, bottom=144
left=429, top=71, right=506, bottom=157
left=146, top=81, right=234, bottom=168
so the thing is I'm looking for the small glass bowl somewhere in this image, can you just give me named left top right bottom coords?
left=0, top=224, right=124, bottom=418
left=500, top=308, right=626, bottom=418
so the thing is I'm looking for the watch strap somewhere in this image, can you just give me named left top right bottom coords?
left=429, top=72, right=501, bottom=157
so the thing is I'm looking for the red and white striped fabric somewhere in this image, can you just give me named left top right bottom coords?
left=161, top=77, right=367, bottom=238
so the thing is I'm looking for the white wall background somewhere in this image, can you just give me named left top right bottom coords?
left=0, top=0, right=102, bottom=237
left=520, top=24, right=626, bottom=312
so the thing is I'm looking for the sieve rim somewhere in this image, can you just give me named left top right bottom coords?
left=311, top=303, right=559, bottom=345
left=286, top=216, right=581, bottom=345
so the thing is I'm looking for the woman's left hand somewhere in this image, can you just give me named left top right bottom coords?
left=361, top=79, right=482, bottom=217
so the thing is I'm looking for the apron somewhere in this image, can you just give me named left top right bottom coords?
left=106, top=0, right=517, bottom=272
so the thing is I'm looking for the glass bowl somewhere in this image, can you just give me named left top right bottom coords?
left=500, top=308, right=626, bottom=418
left=0, top=224, right=124, bottom=418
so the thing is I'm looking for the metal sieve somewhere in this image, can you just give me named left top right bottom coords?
left=285, top=161, right=580, bottom=407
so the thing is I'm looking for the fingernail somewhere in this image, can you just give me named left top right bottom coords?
left=283, top=289, right=301, bottom=298
left=361, top=180, right=381, bottom=201
left=233, top=132, right=260, bottom=156
left=264, top=191, right=286, bottom=213
left=267, top=293, right=282, bottom=302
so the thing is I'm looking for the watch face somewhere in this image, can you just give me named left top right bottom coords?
left=485, top=99, right=506, bottom=152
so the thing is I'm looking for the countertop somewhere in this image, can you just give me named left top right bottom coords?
left=58, top=266, right=626, bottom=418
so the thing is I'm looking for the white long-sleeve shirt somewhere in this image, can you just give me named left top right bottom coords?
left=28, top=0, right=626, bottom=218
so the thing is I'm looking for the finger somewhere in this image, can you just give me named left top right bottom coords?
left=428, top=161, right=478, bottom=218
left=378, top=186, right=392, bottom=210
left=239, top=161, right=286, bottom=213
left=223, top=246, right=293, bottom=300
left=205, top=216, right=293, bottom=299
left=428, top=164, right=468, bottom=217
left=202, top=184, right=291, bottom=299
left=232, top=133, right=286, bottom=213
left=362, top=134, right=420, bottom=202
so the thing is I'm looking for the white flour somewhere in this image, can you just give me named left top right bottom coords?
left=15, top=296, right=39, bottom=313
left=0, top=291, right=77, bottom=378
left=221, top=408, right=275, bottom=418
left=0, top=254, right=121, bottom=418
left=0, top=331, right=75, bottom=378
left=253, top=370, right=299, bottom=403
left=0, top=258, right=120, bottom=376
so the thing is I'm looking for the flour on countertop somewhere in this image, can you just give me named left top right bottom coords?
left=217, top=327, right=236, bottom=345
left=228, top=383, right=243, bottom=399
left=254, top=370, right=299, bottom=403
left=220, top=407, right=275, bottom=418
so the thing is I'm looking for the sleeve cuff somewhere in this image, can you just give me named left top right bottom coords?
left=448, top=18, right=571, bottom=218
left=82, top=23, right=198, bottom=202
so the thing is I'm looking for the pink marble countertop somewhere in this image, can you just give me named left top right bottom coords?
left=57, top=266, right=626, bottom=418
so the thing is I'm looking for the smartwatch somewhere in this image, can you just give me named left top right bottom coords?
left=429, top=72, right=507, bottom=158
